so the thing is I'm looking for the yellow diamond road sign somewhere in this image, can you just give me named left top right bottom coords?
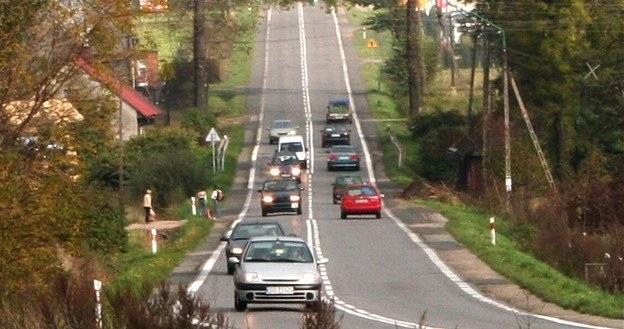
left=367, top=39, right=378, bottom=48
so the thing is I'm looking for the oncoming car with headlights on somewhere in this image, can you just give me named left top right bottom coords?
left=220, top=221, right=285, bottom=275
left=230, top=236, right=328, bottom=311
left=267, top=150, right=302, bottom=183
left=258, top=178, right=304, bottom=216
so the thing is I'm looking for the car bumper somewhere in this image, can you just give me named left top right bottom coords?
left=341, top=205, right=382, bottom=214
left=234, top=284, right=322, bottom=304
left=262, top=202, right=301, bottom=213
left=328, top=160, right=359, bottom=169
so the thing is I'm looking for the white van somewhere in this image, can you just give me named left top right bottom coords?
left=277, top=135, right=307, bottom=169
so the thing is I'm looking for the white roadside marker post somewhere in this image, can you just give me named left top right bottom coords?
left=93, top=279, right=102, bottom=328
left=490, top=217, right=496, bottom=246
left=191, top=196, right=197, bottom=216
left=151, top=228, right=158, bottom=254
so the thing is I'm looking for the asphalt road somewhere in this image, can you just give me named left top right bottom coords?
left=168, top=4, right=623, bottom=329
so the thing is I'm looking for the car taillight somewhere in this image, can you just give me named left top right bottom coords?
left=329, top=154, right=338, bottom=160
left=350, top=154, right=360, bottom=160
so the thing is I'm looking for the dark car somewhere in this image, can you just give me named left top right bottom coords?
left=258, top=178, right=304, bottom=216
left=267, top=150, right=302, bottom=182
left=320, top=125, right=351, bottom=148
left=340, top=183, right=384, bottom=219
left=220, top=221, right=285, bottom=274
left=326, top=145, right=360, bottom=171
left=331, top=175, right=364, bottom=204
left=325, top=98, right=352, bottom=124
left=231, top=236, right=328, bottom=311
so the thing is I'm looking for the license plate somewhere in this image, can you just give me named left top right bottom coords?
left=266, top=286, right=294, bottom=295
left=291, top=203, right=299, bottom=208
left=355, top=199, right=368, bottom=203
left=339, top=156, right=349, bottom=160
left=331, top=134, right=340, bottom=137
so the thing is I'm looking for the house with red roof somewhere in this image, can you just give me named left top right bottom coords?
left=76, top=57, right=163, bottom=140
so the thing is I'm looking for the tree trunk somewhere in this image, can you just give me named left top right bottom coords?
left=193, top=0, right=208, bottom=111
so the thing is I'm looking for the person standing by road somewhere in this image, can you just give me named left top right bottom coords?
left=143, top=189, right=153, bottom=223
left=197, top=190, right=207, bottom=217
left=210, top=186, right=224, bottom=219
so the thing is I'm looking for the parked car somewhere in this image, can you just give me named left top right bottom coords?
left=277, top=135, right=307, bottom=169
left=340, top=183, right=383, bottom=219
left=326, top=98, right=352, bottom=124
left=220, top=221, right=286, bottom=274
left=331, top=175, right=364, bottom=204
left=326, top=145, right=360, bottom=171
left=231, top=236, right=328, bottom=311
left=320, top=125, right=351, bottom=148
left=267, top=120, right=298, bottom=144
left=267, top=150, right=302, bottom=182
left=258, top=178, right=304, bottom=216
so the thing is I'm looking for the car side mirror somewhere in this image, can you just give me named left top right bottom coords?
left=220, top=231, right=231, bottom=241
left=257, top=189, right=262, bottom=193
left=317, top=258, right=329, bottom=265
left=380, top=194, right=385, bottom=198
left=300, top=187, right=304, bottom=191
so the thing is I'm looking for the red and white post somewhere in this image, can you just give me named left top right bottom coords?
left=489, top=217, right=496, bottom=245
left=191, top=196, right=197, bottom=216
left=151, top=228, right=158, bottom=254
left=93, top=279, right=102, bottom=328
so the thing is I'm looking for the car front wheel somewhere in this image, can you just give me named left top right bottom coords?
left=234, top=293, right=247, bottom=311
left=340, top=211, right=347, bottom=219
left=376, top=211, right=381, bottom=219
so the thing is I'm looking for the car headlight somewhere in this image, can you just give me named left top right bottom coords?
left=291, top=167, right=301, bottom=176
left=232, top=247, right=244, bottom=255
left=244, top=272, right=260, bottom=283
left=289, top=195, right=301, bottom=202
left=287, top=130, right=296, bottom=135
left=262, top=195, right=274, bottom=203
left=269, top=167, right=280, bottom=176
left=301, top=272, right=318, bottom=283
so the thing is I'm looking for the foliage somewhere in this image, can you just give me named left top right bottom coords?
left=410, top=109, right=467, bottom=182
left=123, top=127, right=213, bottom=208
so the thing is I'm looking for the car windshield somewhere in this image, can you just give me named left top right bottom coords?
left=231, top=224, right=283, bottom=240
left=263, top=180, right=299, bottom=191
left=281, top=142, right=303, bottom=152
left=244, top=241, right=313, bottom=263
left=277, top=154, right=298, bottom=164
left=348, top=186, right=377, bottom=196
left=272, top=121, right=291, bottom=128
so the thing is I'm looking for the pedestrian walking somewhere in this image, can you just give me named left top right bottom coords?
left=197, top=190, right=207, bottom=217
left=143, top=189, right=153, bottom=223
left=210, top=186, right=224, bottom=219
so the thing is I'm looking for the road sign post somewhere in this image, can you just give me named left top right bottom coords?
left=205, top=128, right=221, bottom=173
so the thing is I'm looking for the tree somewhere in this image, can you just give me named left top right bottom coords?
left=0, top=0, right=134, bottom=295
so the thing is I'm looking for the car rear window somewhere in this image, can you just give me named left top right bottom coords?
left=348, top=186, right=377, bottom=196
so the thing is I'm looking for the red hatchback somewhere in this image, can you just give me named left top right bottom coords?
left=340, top=183, right=383, bottom=219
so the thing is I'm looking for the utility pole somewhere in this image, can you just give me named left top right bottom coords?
left=193, top=0, right=208, bottom=111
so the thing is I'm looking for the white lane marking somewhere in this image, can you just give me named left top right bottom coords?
left=186, top=7, right=274, bottom=296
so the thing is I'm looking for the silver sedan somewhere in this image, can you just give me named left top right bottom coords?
left=231, top=236, right=328, bottom=311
